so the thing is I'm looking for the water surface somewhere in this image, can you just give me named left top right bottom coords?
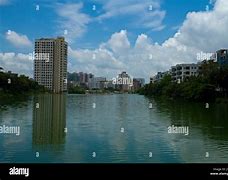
left=0, top=94, right=227, bottom=163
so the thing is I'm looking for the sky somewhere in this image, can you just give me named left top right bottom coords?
left=0, top=0, right=228, bottom=82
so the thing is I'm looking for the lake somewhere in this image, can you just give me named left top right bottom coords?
left=0, top=94, right=228, bottom=163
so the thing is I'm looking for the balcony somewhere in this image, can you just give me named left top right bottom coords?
left=177, top=71, right=182, bottom=75
left=177, top=66, right=182, bottom=70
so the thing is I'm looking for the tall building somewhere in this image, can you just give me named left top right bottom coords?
left=34, top=37, right=67, bottom=93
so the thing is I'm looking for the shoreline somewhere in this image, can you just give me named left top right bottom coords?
left=1, top=91, right=228, bottom=104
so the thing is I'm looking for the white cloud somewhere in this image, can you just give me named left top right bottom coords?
left=135, top=34, right=152, bottom=49
left=103, top=30, right=130, bottom=55
left=0, top=53, right=33, bottom=76
left=163, top=0, right=228, bottom=52
left=55, top=3, right=91, bottom=43
left=138, top=9, right=166, bottom=31
left=96, top=0, right=166, bottom=30
left=0, top=0, right=9, bottom=5
left=68, top=0, right=228, bottom=82
left=5, top=31, right=32, bottom=47
left=55, top=1, right=165, bottom=44
left=68, top=46, right=124, bottom=78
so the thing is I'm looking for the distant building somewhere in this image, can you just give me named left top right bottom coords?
left=67, top=72, right=79, bottom=86
left=150, top=71, right=170, bottom=83
left=68, top=72, right=94, bottom=88
left=7, top=71, right=18, bottom=77
left=78, top=72, right=85, bottom=84
left=0, top=67, right=3, bottom=72
left=104, top=80, right=115, bottom=89
left=135, top=78, right=145, bottom=86
left=171, top=63, right=201, bottom=82
left=34, top=37, right=68, bottom=93
left=88, top=77, right=106, bottom=89
left=216, top=49, right=228, bottom=65
left=133, top=78, right=145, bottom=90
left=115, top=72, right=133, bottom=91
left=88, top=73, right=94, bottom=79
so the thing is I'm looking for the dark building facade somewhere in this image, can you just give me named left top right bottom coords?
left=217, top=49, right=228, bottom=65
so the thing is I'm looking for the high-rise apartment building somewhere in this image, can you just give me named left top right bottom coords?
left=34, top=37, right=67, bottom=93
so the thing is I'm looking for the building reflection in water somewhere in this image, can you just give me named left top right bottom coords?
left=32, top=94, right=66, bottom=149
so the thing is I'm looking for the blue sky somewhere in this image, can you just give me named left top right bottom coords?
left=0, top=0, right=227, bottom=81
left=0, top=0, right=210, bottom=50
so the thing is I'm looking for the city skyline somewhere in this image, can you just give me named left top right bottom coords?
left=1, top=0, right=228, bottom=82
